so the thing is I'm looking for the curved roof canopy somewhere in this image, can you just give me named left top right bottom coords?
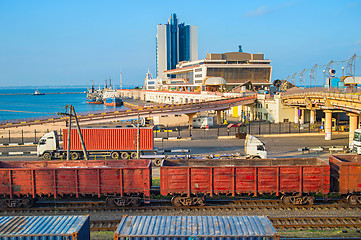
left=204, top=77, right=227, bottom=85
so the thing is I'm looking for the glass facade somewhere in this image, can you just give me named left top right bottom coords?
left=207, top=67, right=271, bottom=84
left=175, top=72, right=193, bottom=82
left=166, top=14, right=192, bottom=72
left=178, top=24, right=190, bottom=62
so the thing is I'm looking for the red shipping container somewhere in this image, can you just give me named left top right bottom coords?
left=62, top=128, right=153, bottom=151
left=330, top=154, right=361, bottom=194
left=161, top=158, right=330, bottom=198
left=0, top=160, right=151, bottom=204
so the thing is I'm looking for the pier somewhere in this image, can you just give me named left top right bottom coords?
left=0, top=92, right=84, bottom=96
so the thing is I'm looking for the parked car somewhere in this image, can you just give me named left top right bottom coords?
left=153, top=124, right=166, bottom=131
left=144, top=103, right=154, bottom=108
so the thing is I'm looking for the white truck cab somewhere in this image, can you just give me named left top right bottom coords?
left=37, top=131, right=59, bottom=157
left=244, top=134, right=268, bottom=159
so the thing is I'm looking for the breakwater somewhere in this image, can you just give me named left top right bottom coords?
left=0, top=92, right=84, bottom=96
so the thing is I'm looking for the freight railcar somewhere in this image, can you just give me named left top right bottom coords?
left=330, top=154, right=361, bottom=205
left=0, top=159, right=151, bottom=208
left=160, top=158, right=330, bottom=206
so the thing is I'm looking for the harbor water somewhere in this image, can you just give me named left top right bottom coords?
left=0, top=87, right=127, bottom=122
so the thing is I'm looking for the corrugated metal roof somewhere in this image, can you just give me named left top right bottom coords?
left=0, top=215, right=89, bottom=239
left=115, top=216, right=278, bottom=239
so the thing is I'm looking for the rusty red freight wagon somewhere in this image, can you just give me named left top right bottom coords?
left=37, top=128, right=154, bottom=160
left=160, top=158, right=330, bottom=206
left=330, top=154, right=361, bottom=205
left=0, top=159, right=151, bottom=208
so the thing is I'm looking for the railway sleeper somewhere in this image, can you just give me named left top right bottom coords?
left=171, top=196, right=205, bottom=207
left=0, top=196, right=35, bottom=208
left=281, top=195, right=315, bottom=205
left=106, top=196, right=141, bottom=207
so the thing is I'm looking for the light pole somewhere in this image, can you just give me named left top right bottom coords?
left=323, top=70, right=326, bottom=86
left=342, top=66, right=345, bottom=76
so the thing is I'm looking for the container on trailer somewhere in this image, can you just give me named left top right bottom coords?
left=330, top=154, right=361, bottom=194
left=63, top=128, right=154, bottom=151
left=0, top=215, right=90, bottom=240
left=0, top=160, right=151, bottom=208
left=161, top=158, right=330, bottom=197
left=114, top=215, right=279, bottom=240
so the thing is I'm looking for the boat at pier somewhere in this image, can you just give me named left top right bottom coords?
left=103, top=89, right=122, bottom=107
left=86, top=95, right=103, bottom=104
left=86, top=82, right=104, bottom=104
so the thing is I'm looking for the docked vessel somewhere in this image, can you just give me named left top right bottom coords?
left=86, top=81, right=103, bottom=104
left=103, top=89, right=122, bottom=107
left=86, top=96, right=103, bottom=104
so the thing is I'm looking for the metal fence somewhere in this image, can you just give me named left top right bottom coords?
left=152, top=121, right=326, bottom=140
left=0, top=121, right=339, bottom=145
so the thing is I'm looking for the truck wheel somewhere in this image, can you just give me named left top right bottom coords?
left=71, top=152, right=80, bottom=160
left=111, top=152, right=120, bottom=160
left=120, top=152, right=129, bottom=159
left=252, top=156, right=261, bottom=159
left=42, top=152, right=52, bottom=160
left=130, top=152, right=137, bottom=159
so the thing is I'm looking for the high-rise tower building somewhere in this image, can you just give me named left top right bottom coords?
left=156, top=14, right=198, bottom=81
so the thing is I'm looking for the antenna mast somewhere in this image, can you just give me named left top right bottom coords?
left=120, top=66, right=123, bottom=89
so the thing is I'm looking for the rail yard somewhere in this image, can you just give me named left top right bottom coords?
left=0, top=124, right=359, bottom=239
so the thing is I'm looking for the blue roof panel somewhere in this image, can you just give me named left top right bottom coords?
left=115, top=216, right=278, bottom=239
left=0, top=215, right=89, bottom=240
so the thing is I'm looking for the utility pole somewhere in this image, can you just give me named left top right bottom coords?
left=120, top=65, right=123, bottom=90
left=58, top=105, right=88, bottom=160
left=137, top=112, right=140, bottom=159
left=66, top=106, right=71, bottom=160
left=71, top=106, right=89, bottom=160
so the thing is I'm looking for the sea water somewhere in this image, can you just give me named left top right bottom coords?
left=0, top=87, right=127, bottom=122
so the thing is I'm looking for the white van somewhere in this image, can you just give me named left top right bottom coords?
left=193, top=116, right=214, bottom=128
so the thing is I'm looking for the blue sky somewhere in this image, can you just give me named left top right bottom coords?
left=0, top=0, right=360, bottom=87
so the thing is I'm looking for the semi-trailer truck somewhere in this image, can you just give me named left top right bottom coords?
left=244, top=134, right=268, bottom=159
left=37, top=128, right=154, bottom=160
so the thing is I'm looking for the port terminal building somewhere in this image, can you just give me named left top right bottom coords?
left=146, top=51, right=272, bottom=93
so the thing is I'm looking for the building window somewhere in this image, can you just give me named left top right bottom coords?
left=195, top=74, right=202, bottom=78
left=207, top=67, right=270, bottom=83
left=195, top=68, right=202, bottom=72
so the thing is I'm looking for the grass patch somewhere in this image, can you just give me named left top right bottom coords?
left=278, top=229, right=361, bottom=238
left=152, top=177, right=160, bottom=186
left=91, top=231, right=114, bottom=240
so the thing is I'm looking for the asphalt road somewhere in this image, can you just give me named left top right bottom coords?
left=0, top=132, right=349, bottom=161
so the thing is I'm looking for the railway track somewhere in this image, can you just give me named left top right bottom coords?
left=0, top=199, right=359, bottom=214
left=90, top=216, right=361, bottom=231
